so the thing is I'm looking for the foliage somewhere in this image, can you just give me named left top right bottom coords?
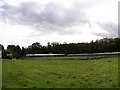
left=1, top=38, right=120, bottom=59
left=25, top=38, right=120, bottom=54
left=2, top=45, right=23, bottom=59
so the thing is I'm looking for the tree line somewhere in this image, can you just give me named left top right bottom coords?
left=1, top=38, right=120, bottom=59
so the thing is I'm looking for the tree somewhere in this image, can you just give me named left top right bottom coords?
left=21, top=47, right=26, bottom=57
left=32, top=42, right=42, bottom=49
left=27, top=42, right=42, bottom=54
left=2, top=49, right=13, bottom=59
left=15, top=45, right=22, bottom=59
left=7, top=45, right=16, bottom=58
left=22, top=38, right=120, bottom=55
left=7, top=45, right=22, bottom=59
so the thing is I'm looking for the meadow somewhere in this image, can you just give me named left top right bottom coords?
left=2, top=55, right=118, bottom=88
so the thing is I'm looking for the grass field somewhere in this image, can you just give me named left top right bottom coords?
left=2, top=56, right=118, bottom=88
left=0, top=60, right=2, bottom=89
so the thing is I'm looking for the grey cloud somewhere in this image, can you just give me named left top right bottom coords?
left=94, top=22, right=118, bottom=38
left=0, top=1, right=117, bottom=38
left=40, top=2, right=88, bottom=26
left=1, top=2, right=41, bottom=25
left=1, top=1, right=89, bottom=35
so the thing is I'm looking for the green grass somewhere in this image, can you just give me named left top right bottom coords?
left=2, top=56, right=118, bottom=88
left=0, top=60, right=2, bottom=89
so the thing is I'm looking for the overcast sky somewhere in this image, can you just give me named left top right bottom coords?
left=0, top=0, right=118, bottom=48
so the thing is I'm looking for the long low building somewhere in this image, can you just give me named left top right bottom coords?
left=26, top=52, right=120, bottom=57
left=26, top=54, right=65, bottom=57
left=67, top=52, right=120, bottom=56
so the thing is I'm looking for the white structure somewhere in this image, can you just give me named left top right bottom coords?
left=26, top=54, right=65, bottom=57
left=26, top=52, right=120, bottom=57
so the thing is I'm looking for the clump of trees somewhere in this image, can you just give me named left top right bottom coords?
left=2, top=45, right=25, bottom=59
left=1, top=38, right=120, bottom=59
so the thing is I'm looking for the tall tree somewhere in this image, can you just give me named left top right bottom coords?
left=7, top=45, right=16, bottom=58
left=15, top=45, right=22, bottom=59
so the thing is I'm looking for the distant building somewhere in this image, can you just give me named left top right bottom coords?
left=6, top=53, right=13, bottom=59
left=26, top=52, right=120, bottom=57
left=26, top=54, right=65, bottom=57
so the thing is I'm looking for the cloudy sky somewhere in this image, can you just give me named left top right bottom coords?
left=0, top=0, right=118, bottom=48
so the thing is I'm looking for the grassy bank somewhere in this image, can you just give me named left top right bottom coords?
left=2, top=56, right=118, bottom=88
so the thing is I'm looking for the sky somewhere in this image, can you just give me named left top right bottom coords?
left=0, top=0, right=118, bottom=48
